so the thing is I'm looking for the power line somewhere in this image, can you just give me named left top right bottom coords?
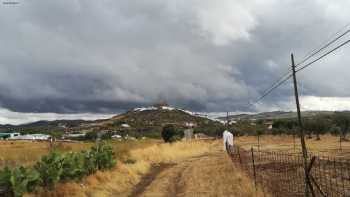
left=296, top=39, right=350, bottom=72
left=248, top=24, right=350, bottom=107
left=296, top=29, right=350, bottom=67
left=258, top=69, right=292, bottom=96
left=296, top=22, right=350, bottom=67
left=251, top=73, right=292, bottom=105
left=250, top=38, right=350, bottom=107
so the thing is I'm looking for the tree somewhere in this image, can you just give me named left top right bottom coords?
left=315, top=117, right=330, bottom=140
left=85, top=131, right=98, bottom=141
left=49, top=131, right=62, bottom=140
left=333, top=112, right=350, bottom=140
left=161, top=124, right=180, bottom=143
left=330, top=125, right=341, bottom=136
left=303, top=119, right=314, bottom=139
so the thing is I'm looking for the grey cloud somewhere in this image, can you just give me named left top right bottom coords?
left=0, top=0, right=350, bottom=114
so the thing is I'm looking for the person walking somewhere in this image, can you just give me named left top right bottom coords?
left=223, top=130, right=234, bottom=152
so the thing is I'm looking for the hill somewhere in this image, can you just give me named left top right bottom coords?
left=219, top=111, right=335, bottom=121
left=0, top=106, right=223, bottom=138
left=83, top=106, right=223, bottom=138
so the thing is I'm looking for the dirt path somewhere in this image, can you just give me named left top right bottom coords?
left=129, top=152, right=262, bottom=197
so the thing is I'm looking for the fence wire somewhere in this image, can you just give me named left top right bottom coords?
left=227, top=146, right=350, bottom=197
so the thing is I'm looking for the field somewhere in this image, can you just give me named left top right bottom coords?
left=3, top=135, right=350, bottom=197
left=236, top=134, right=350, bottom=158
left=231, top=134, right=350, bottom=196
left=0, top=139, right=266, bottom=197
left=24, top=140, right=264, bottom=197
left=0, top=139, right=157, bottom=168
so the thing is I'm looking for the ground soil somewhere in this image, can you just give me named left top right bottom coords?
left=129, top=152, right=260, bottom=197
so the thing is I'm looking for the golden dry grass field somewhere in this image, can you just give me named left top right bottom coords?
left=0, top=139, right=156, bottom=168
left=4, top=135, right=347, bottom=197
left=8, top=139, right=265, bottom=197
left=236, top=134, right=350, bottom=158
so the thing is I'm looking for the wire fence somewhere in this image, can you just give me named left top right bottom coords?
left=227, top=146, right=350, bottom=197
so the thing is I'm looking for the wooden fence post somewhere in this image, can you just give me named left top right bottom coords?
left=251, top=147, right=257, bottom=191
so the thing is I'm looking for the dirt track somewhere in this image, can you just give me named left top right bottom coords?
left=129, top=152, right=260, bottom=197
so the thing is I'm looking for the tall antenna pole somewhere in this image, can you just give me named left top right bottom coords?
left=291, top=53, right=314, bottom=197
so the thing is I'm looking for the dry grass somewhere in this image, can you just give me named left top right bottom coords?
left=236, top=134, right=350, bottom=158
left=0, top=141, right=93, bottom=168
left=178, top=154, right=267, bottom=197
left=138, top=149, right=266, bottom=197
left=25, top=140, right=216, bottom=197
left=20, top=139, right=267, bottom=197
left=0, top=139, right=158, bottom=168
left=129, top=140, right=214, bottom=164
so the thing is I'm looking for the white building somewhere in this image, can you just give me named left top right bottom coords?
left=10, top=134, right=51, bottom=141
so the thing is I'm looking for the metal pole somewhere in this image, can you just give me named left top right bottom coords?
left=293, top=132, right=296, bottom=152
left=291, top=53, right=313, bottom=197
left=251, top=147, right=257, bottom=191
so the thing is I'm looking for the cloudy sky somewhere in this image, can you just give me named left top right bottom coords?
left=1, top=0, right=350, bottom=124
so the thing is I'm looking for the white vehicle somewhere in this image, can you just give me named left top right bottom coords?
left=111, top=134, right=122, bottom=139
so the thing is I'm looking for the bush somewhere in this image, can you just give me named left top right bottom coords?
left=10, top=167, right=41, bottom=197
left=61, top=152, right=86, bottom=180
left=161, top=125, right=179, bottom=143
left=0, top=142, right=117, bottom=197
left=0, top=166, right=40, bottom=197
left=34, top=151, right=64, bottom=189
left=85, top=131, right=98, bottom=141
left=0, top=167, right=12, bottom=196
left=90, top=142, right=116, bottom=170
left=82, top=150, right=98, bottom=175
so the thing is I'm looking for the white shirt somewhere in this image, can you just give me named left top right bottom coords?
left=223, top=130, right=234, bottom=151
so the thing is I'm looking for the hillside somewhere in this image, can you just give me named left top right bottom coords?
left=220, top=111, right=335, bottom=121
left=84, top=106, right=223, bottom=137
left=0, top=106, right=223, bottom=138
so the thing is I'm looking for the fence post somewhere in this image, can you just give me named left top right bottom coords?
left=251, top=147, right=257, bottom=191
left=237, top=146, right=242, bottom=166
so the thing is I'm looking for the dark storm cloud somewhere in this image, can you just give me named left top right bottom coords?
left=0, top=0, right=350, bottom=114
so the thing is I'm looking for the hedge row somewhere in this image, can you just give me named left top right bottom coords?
left=0, top=142, right=116, bottom=197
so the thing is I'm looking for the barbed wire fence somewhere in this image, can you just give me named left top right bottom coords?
left=227, top=145, right=350, bottom=197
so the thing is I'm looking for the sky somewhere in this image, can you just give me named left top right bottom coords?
left=1, top=0, right=350, bottom=124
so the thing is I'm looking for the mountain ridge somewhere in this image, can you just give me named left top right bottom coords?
left=219, top=110, right=336, bottom=121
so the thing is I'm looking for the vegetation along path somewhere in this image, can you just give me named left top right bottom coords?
left=130, top=151, right=264, bottom=197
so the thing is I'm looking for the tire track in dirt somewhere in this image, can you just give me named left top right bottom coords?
left=129, top=163, right=176, bottom=197
left=129, top=154, right=216, bottom=197
left=130, top=151, right=264, bottom=197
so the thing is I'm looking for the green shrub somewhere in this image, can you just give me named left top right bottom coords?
left=90, top=142, right=116, bottom=170
left=34, top=151, right=64, bottom=189
left=61, top=152, right=86, bottom=180
left=0, top=166, right=40, bottom=197
left=0, top=167, right=12, bottom=196
left=85, top=131, right=98, bottom=141
left=161, top=124, right=177, bottom=143
left=10, top=167, right=41, bottom=197
left=0, top=141, right=117, bottom=196
left=82, top=150, right=98, bottom=175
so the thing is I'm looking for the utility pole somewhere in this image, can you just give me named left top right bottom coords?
left=291, top=53, right=314, bottom=197
left=226, top=111, right=229, bottom=130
